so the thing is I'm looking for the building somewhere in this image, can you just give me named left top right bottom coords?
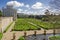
left=17, top=13, right=29, bottom=18
left=2, top=5, right=17, bottom=21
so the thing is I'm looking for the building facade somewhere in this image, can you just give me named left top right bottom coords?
left=2, top=5, right=17, bottom=21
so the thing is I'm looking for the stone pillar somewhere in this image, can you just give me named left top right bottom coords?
left=12, top=33, right=15, bottom=40
left=13, top=9, right=17, bottom=21
left=34, top=31, right=37, bottom=36
left=0, top=17, right=2, bottom=32
left=43, top=30, right=46, bottom=40
left=24, top=31, right=27, bottom=37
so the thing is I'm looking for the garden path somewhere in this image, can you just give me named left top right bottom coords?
left=1, top=22, right=15, bottom=40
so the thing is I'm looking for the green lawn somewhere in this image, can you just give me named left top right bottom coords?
left=49, top=36, right=60, bottom=40
left=26, top=18, right=60, bottom=29
left=13, top=18, right=40, bottom=31
left=0, top=33, right=3, bottom=40
left=13, top=18, right=60, bottom=31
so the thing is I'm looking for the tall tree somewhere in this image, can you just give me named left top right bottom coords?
left=45, top=9, right=50, bottom=15
left=0, top=10, right=2, bottom=17
left=44, top=9, right=51, bottom=21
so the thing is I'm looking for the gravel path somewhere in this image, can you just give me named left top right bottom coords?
left=25, top=33, right=60, bottom=40
left=1, top=22, right=15, bottom=40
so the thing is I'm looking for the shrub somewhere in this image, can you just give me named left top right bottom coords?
left=49, top=36, right=60, bottom=40
left=0, top=11, right=2, bottom=17
left=18, top=36, right=25, bottom=40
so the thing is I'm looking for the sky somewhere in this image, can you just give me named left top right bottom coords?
left=0, top=0, right=59, bottom=15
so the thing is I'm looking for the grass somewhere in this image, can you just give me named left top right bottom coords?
left=49, top=36, right=60, bottom=40
left=26, top=18, right=60, bottom=29
left=0, top=33, right=3, bottom=40
left=13, top=18, right=60, bottom=31
left=18, top=36, right=25, bottom=40
left=13, top=18, right=40, bottom=31
left=4, top=22, right=13, bottom=33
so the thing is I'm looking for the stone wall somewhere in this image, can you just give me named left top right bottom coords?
left=0, top=17, right=13, bottom=32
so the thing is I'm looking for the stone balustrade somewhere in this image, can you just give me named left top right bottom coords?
left=0, top=17, right=13, bottom=32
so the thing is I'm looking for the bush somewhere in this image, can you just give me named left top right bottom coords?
left=49, top=36, right=60, bottom=40
left=18, top=36, right=25, bottom=40
left=13, top=18, right=40, bottom=31
left=0, top=11, right=2, bottom=17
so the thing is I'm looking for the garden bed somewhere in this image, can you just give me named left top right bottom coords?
left=49, top=36, right=60, bottom=40
left=13, top=19, right=40, bottom=31
left=26, top=18, right=60, bottom=29
left=18, top=36, right=25, bottom=40
left=13, top=18, right=60, bottom=31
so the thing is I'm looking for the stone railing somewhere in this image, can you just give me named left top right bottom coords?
left=0, top=17, right=13, bottom=32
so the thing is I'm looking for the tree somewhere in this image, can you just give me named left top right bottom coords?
left=43, top=9, right=50, bottom=21
left=45, top=9, right=50, bottom=15
left=51, top=16, right=56, bottom=37
left=52, top=21, right=56, bottom=37
left=0, top=10, right=2, bottom=17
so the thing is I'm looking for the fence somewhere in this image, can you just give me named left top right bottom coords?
left=0, top=17, right=13, bottom=32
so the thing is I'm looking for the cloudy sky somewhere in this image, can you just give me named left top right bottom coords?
left=0, top=0, right=60, bottom=15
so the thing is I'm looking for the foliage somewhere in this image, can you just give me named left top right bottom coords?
left=45, top=9, right=50, bottom=15
left=26, top=18, right=60, bottom=29
left=13, top=18, right=60, bottom=31
left=0, top=33, right=3, bottom=40
left=0, top=10, right=2, bottom=16
left=49, top=36, right=60, bottom=40
left=18, top=36, right=25, bottom=40
left=13, top=18, right=40, bottom=31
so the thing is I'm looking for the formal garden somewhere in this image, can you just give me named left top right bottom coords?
left=13, top=17, right=60, bottom=31
left=13, top=18, right=41, bottom=31
left=0, top=0, right=60, bottom=40
left=0, top=10, right=60, bottom=40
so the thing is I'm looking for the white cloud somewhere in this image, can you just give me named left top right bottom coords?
left=17, top=9, right=23, bottom=13
left=25, top=4, right=29, bottom=8
left=32, top=2, right=43, bottom=9
left=18, top=9, right=23, bottom=11
left=17, top=9, right=29, bottom=14
left=6, top=1, right=24, bottom=7
left=17, top=9, right=45, bottom=15
left=25, top=4, right=30, bottom=9
left=23, top=10, right=33, bottom=15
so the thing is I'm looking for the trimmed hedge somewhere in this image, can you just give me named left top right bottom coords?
left=18, top=36, right=25, bottom=40
left=26, top=18, right=60, bottom=29
left=13, top=19, right=41, bottom=31
left=49, top=36, right=60, bottom=40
